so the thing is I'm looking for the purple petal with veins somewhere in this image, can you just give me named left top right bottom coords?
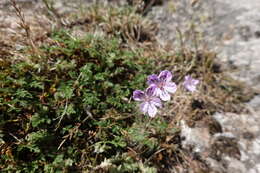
left=145, top=84, right=157, bottom=97
left=158, top=90, right=171, bottom=101
left=147, top=104, right=157, bottom=117
left=158, top=70, right=172, bottom=82
left=140, top=102, right=149, bottom=114
left=151, top=97, right=162, bottom=108
left=133, top=85, right=162, bottom=117
left=147, top=74, right=159, bottom=85
left=147, top=70, right=177, bottom=101
left=164, top=82, right=177, bottom=93
left=133, top=90, right=145, bottom=101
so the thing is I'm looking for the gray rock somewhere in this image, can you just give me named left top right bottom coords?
left=149, top=0, right=260, bottom=172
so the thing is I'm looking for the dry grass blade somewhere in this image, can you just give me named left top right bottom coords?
left=9, top=0, right=37, bottom=52
left=41, top=0, right=63, bottom=27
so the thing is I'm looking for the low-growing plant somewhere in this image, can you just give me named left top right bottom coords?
left=0, top=30, right=158, bottom=172
left=0, top=3, right=254, bottom=172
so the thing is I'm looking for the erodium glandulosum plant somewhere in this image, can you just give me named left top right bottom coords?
left=133, top=85, right=162, bottom=118
left=133, top=70, right=199, bottom=117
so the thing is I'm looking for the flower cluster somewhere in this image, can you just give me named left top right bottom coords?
left=133, top=70, right=199, bottom=117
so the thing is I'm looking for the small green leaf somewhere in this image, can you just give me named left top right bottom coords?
left=31, top=113, right=45, bottom=127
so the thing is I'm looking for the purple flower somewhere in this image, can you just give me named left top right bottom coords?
left=183, top=75, right=199, bottom=92
left=147, top=70, right=177, bottom=101
left=133, top=85, right=162, bottom=117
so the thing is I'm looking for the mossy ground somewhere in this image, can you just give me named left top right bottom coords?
left=0, top=1, right=255, bottom=172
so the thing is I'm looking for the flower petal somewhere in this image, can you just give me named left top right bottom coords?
left=140, top=102, right=149, bottom=114
left=184, top=75, right=191, bottom=81
left=151, top=98, right=162, bottom=108
left=158, top=70, right=172, bottom=82
left=147, top=104, right=157, bottom=117
left=133, top=90, right=145, bottom=101
left=183, top=75, right=199, bottom=92
left=147, top=74, right=159, bottom=85
left=186, top=85, right=196, bottom=92
left=146, top=85, right=157, bottom=97
left=193, top=79, right=199, bottom=85
left=164, top=82, right=177, bottom=93
left=154, top=87, right=162, bottom=97
left=159, top=90, right=171, bottom=101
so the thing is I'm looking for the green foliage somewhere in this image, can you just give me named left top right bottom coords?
left=108, top=154, right=157, bottom=173
left=0, top=31, right=158, bottom=172
left=0, top=2, right=253, bottom=172
left=0, top=27, right=251, bottom=172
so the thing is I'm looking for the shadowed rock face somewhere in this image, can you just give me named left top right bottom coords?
left=148, top=0, right=260, bottom=172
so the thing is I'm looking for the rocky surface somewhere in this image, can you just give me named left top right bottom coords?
left=149, top=0, right=260, bottom=91
left=1, top=0, right=260, bottom=172
left=148, top=0, right=260, bottom=172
